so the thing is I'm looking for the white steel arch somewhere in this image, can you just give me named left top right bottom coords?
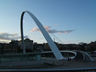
left=20, top=11, right=65, bottom=60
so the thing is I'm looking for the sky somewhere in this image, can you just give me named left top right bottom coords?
left=0, top=0, right=96, bottom=44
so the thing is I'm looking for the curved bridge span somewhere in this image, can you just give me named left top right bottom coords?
left=20, top=11, right=76, bottom=60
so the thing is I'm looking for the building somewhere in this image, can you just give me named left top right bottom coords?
left=18, top=38, right=33, bottom=52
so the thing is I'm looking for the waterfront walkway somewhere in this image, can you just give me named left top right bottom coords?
left=0, top=58, right=96, bottom=71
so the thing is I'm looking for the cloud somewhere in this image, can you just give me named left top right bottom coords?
left=0, top=32, right=28, bottom=40
left=31, top=26, right=74, bottom=34
left=31, top=26, right=51, bottom=32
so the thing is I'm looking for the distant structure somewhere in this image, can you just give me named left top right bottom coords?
left=20, top=11, right=64, bottom=60
left=18, top=38, right=33, bottom=50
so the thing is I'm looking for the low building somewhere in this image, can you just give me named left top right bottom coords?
left=18, top=38, right=33, bottom=52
